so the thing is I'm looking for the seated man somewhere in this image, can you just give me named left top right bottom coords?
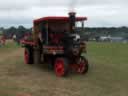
left=48, top=29, right=64, bottom=45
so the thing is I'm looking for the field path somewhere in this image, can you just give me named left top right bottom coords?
left=0, top=42, right=128, bottom=96
left=0, top=48, right=23, bottom=62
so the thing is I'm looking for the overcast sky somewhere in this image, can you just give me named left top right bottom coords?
left=0, top=0, right=128, bottom=27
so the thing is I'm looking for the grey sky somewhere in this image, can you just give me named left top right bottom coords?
left=0, top=0, right=128, bottom=27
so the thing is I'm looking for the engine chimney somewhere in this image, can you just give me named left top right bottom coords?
left=68, top=12, right=76, bottom=33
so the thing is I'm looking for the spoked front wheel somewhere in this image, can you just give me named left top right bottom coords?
left=77, top=56, right=88, bottom=74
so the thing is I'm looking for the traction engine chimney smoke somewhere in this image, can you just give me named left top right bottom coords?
left=69, top=12, right=76, bottom=33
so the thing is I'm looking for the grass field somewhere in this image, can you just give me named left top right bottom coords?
left=0, top=41, right=128, bottom=96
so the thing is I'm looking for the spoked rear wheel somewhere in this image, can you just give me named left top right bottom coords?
left=24, top=48, right=33, bottom=64
left=77, top=56, right=88, bottom=74
left=54, top=58, right=69, bottom=77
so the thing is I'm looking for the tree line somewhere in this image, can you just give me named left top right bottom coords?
left=0, top=26, right=128, bottom=41
left=85, top=26, right=128, bottom=37
left=78, top=26, right=128, bottom=41
left=0, top=26, right=32, bottom=42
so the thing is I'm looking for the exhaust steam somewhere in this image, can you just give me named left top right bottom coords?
left=69, top=0, right=77, bottom=12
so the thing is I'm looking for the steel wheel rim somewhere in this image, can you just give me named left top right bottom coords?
left=55, top=60, right=65, bottom=76
left=78, top=58, right=86, bottom=73
left=24, top=49, right=29, bottom=64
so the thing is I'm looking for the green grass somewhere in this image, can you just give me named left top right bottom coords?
left=0, top=41, right=128, bottom=96
left=0, top=41, right=20, bottom=54
left=87, top=42, right=128, bottom=93
left=88, top=42, right=128, bottom=64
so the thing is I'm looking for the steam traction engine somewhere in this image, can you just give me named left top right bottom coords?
left=21, top=12, right=89, bottom=77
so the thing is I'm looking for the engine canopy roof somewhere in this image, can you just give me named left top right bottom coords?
left=34, top=16, right=87, bottom=24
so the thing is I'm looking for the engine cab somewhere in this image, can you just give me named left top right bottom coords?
left=21, top=12, right=88, bottom=77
